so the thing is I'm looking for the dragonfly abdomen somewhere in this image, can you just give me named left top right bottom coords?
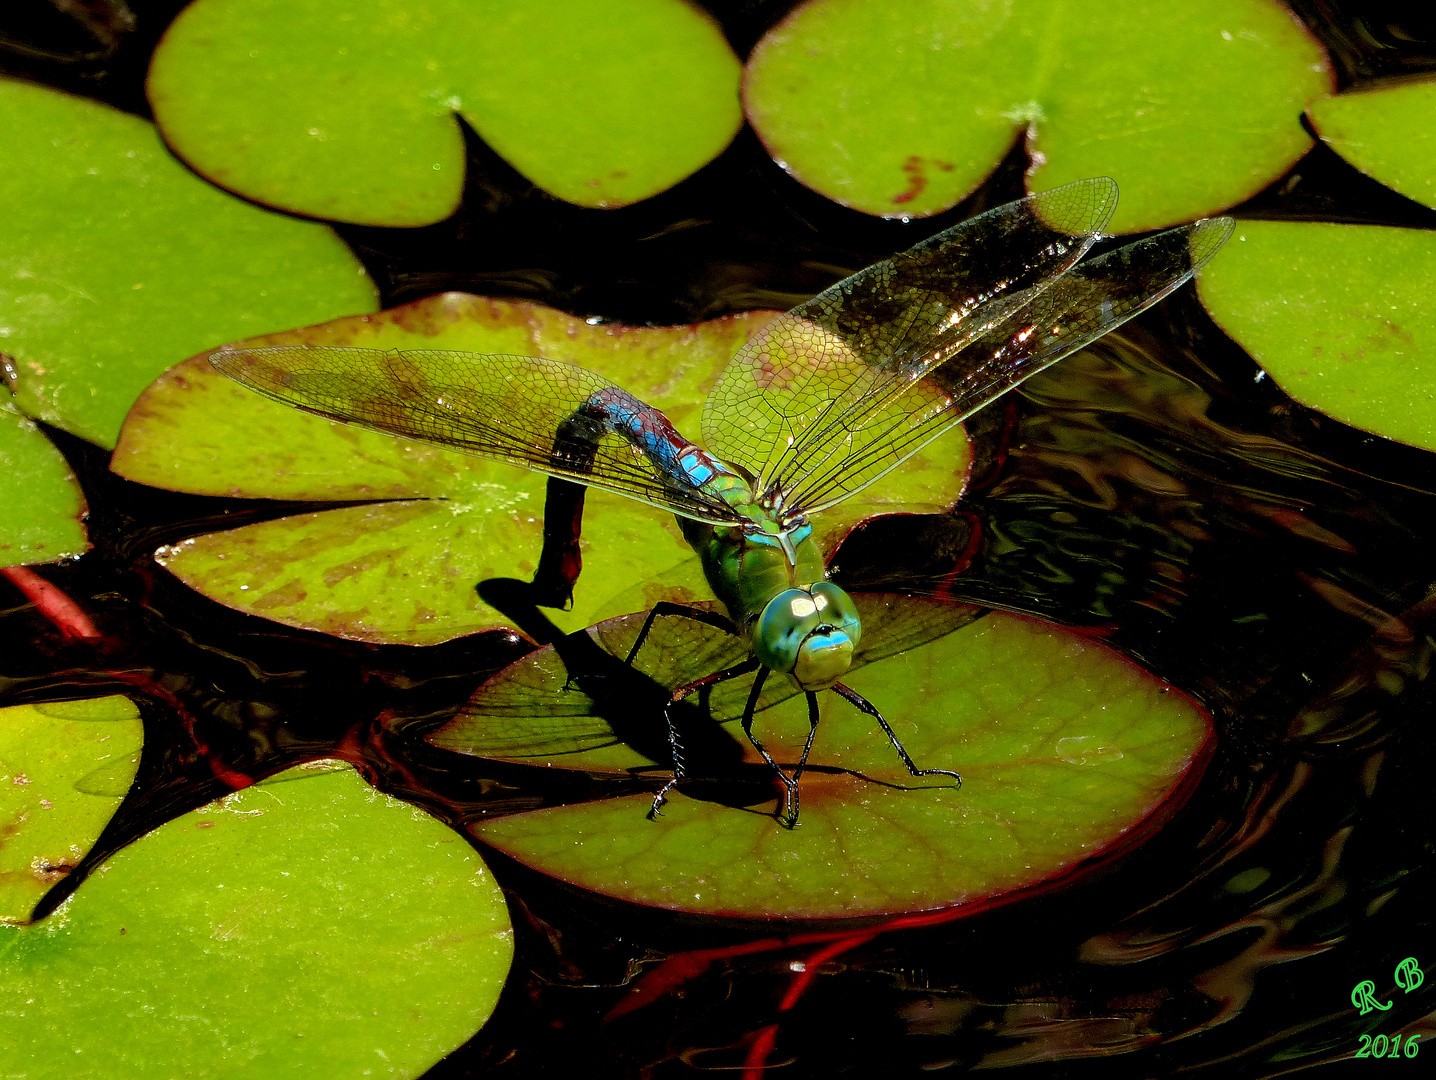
left=554, top=387, right=755, bottom=508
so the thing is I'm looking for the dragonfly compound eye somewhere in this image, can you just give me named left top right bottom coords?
left=753, top=584, right=861, bottom=691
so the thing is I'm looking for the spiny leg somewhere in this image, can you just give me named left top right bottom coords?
left=832, top=682, right=962, bottom=786
left=737, top=668, right=803, bottom=828
left=624, top=601, right=736, bottom=667
left=648, top=657, right=761, bottom=820
left=791, top=691, right=820, bottom=784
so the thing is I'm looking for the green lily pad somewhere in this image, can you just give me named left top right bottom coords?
left=1, top=761, right=513, bottom=1078
left=1197, top=221, right=1436, bottom=450
left=0, top=697, right=142, bottom=924
left=1308, top=78, right=1436, bottom=211
left=466, top=607, right=1213, bottom=919
left=147, top=0, right=742, bottom=225
left=0, top=77, right=377, bottom=448
left=0, top=405, right=87, bottom=568
left=744, top=0, right=1330, bottom=231
left=112, top=294, right=971, bottom=644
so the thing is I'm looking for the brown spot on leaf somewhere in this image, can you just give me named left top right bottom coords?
left=33, top=859, right=78, bottom=885
left=642, top=583, right=699, bottom=609
left=251, top=577, right=309, bottom=609
left=893, top=155, right=940, bottom=205
left=322, top=549, right=410, bottom=588
left=1383, top=319, right=1414, bottom=345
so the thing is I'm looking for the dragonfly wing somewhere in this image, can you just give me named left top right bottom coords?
left=848, top=594, right=987, bottom=667
left=701, top=177, right=1119, bottom=494
left=211, top=346, right=746, bottom=525
left=782, top=216, right=1236, bottom=516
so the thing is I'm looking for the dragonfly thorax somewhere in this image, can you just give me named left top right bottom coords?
left=753, top=582, right=863, bottom=691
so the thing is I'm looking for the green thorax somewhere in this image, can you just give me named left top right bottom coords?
left=679, top=473, right=862, bottom=691
left=677, top=471, right=825, bottom=626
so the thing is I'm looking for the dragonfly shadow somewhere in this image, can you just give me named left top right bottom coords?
left=476, top=576, right=780, bottom=810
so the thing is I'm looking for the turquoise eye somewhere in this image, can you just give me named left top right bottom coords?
left=753, top=588, right=817, bottom=674
left=809, top=582, right=861, bottom=651
left=753, top=583, right=863, bottom=690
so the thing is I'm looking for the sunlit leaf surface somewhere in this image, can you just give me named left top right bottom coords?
left=468, top=609, right=1213, bottom=919
left=113, top=294, right=971, bottom=643
left=1, top=761, right=513, bottom=1078
left=1308, top=78, right=1436, bottom=211
left=0, top=78, right=376, bottom=447
left=148, top=0, right=742, bottom=224
left=0, top=406, right=87, bottom=569
left=0, top=698, right=141, bottom=923
left=744, top=0, right=1329, bottom=231
left=1198, top=221, right=1436, bottom=450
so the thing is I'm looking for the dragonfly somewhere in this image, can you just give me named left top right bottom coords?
left=211, top=178, right=1233, bottom=827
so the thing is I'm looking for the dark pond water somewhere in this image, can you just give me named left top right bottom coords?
left=3, top=1, right=1436, bottom=1076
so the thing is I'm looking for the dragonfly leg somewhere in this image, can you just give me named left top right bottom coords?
left=647, top=657, right=761, bottom=821
left=737, top=668, right=802, bottom=829
left=791, top=691, right=820, bottom=784
left=832, top=682, right=962, bottom=786
left=624, top=602, right=736, bottom=667
left=529, top=477, right=587, bottom=610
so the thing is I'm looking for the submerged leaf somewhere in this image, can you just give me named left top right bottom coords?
left=745, top=0, right=1330, bottom=230
left=1198, top=221, right=1436, bottom=450
left=0, top=697, right=141, bottom=923
left=113, top=294, right=971, bottom=643
left=148, top=0, right=742, bottom=224
left=0, top=406, right=87, bottom=569
left=0, top=77, right=377, bottom=447
left=468, top=609, right=1213, bottom=919
left=1, top=762, right=513, bottom=1078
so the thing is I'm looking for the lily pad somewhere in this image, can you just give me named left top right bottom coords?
left=0, top=697, right=142, bottom=924
left=466, top=606, right=1214, bottom=919
left=0, top=405, right=87, bottom=568
left=0, top=77, right=377, bottom=448
left=147, top=0, right=742, bottom=225
left=1197, top=221, right=1436, bottom=450
left=1308, top=78, right=1436, bottom=211
left=744, top=0, right=1330, bottom=231
left=112, top=294, right=971, bottom=644
left=1, top=761, right=513, bottom=1078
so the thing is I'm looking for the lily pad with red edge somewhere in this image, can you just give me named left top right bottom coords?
left=0, top=77, right=377, bottom=449
left=147, top=0, right=743, bottom=226
left=0, top=406, right=87, bottom=569
left=1, top=761, right=513, bottom=1078
left=1308, top=79, right=1436, bottom=211
left=744, top=0, right=1330, bottom=232
left=460, top=606, right=1214, bottom=920
left=1197, top=221, right=1436, bottom=451
left=111, top=293, right=972, bottom=645
left=0, top=697, right=142, bottom=924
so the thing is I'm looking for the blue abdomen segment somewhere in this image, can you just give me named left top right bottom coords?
left=553, top=386, right=745, bottom=502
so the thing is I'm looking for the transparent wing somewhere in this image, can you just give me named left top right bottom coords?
left=433, top=596, right=987, bottom=761
left=701, top=177, right=1120, bottom=501
left=210, top=346, right=747, bottom=525
left=781, top=216, right=1237, bottom=516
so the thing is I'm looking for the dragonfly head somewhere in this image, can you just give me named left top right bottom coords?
left=753, top=582, right=862, bottom=691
